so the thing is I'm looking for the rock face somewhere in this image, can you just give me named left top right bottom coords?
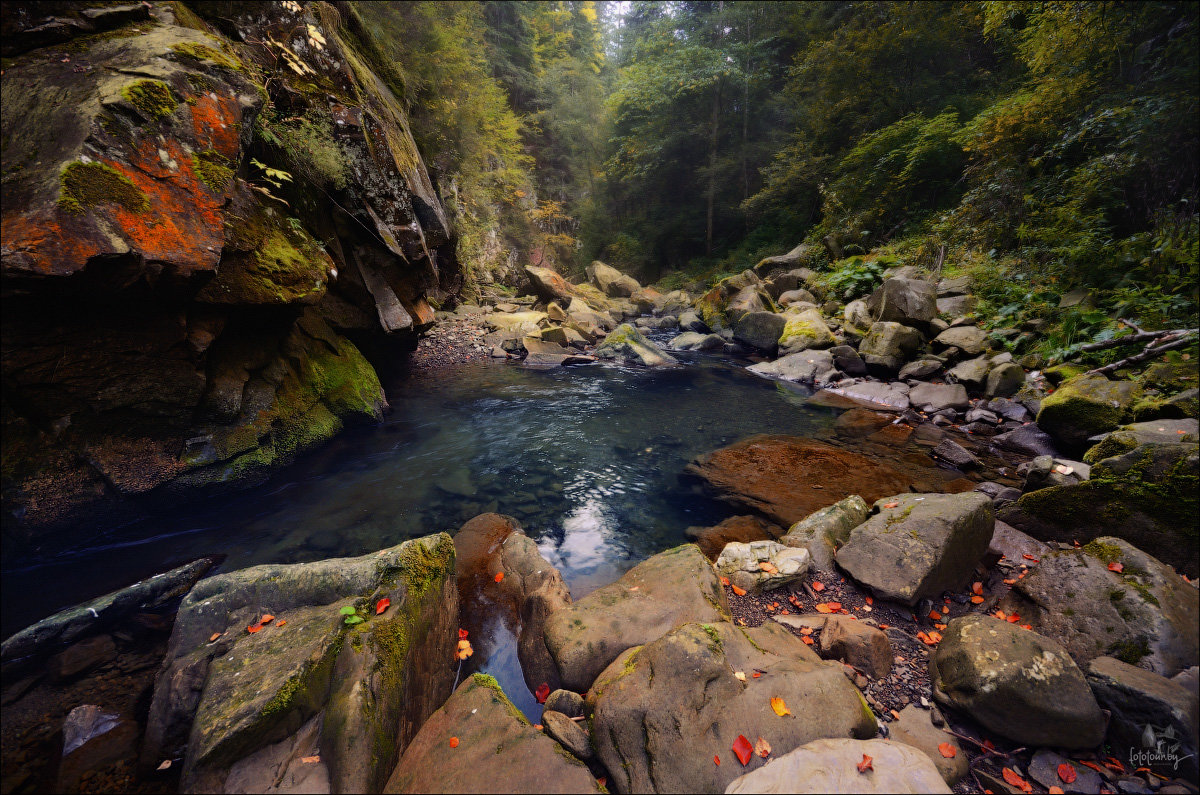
left=586, top=261, right=640, bottom=298
left=383, top=674, right=600, bottom=794
left=1037, top=374, right=1142, bottom=452
left=589, top=622, right=876, bottom=794
left=686, top=436, right=912, bottom=526
left=1, top=1, right=457, bottom=543
left=930, top=615, right=1105, bottom=749
left=594, top=323, right=677, bottom=367
left=453, top=514, right=571, bottom=693
left=996, top=538, right=1199, bottom=676
left=142, top=535, right=458, bottom=793
left=1086, top=656, right=1199, bottom=782
left=715, top=540, right=811, bottom=593
left=543, top=545, right=726, bottom=692
left=836, top=493, right=995, bottom=606
left=1083, top=418, right=1200, bottom=464
left=726, top=738, right=951, bottom=794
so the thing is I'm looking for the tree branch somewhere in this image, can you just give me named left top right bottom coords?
left=1086, top=332, right=1197, bottom=376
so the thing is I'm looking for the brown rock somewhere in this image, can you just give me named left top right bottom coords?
left=818, top=615, right=893, bottom=679
left=50, top=635, right=116, bottom=681
left=887, top=705, right=968, bottom=785
left=684, top=515, right=784, bottom=560
left=685, top=435, right=912, bottom=526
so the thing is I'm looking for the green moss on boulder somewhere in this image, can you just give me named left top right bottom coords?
left=1036, top=374, right=1141, bottom=453
left=121, top=78, right=178, bottom=121
left=57, top=161, right=148, bottom=215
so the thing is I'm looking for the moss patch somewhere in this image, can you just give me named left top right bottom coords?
left=192, top=148, right=234, bottom=192
left=171, top=40, right=244, bottom=72
left=121, top=79, right=178, bottom=121
left=57, top=161, right=148, bottom=215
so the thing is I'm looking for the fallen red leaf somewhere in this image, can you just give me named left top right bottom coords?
left=994, top=610, right=1007, bottom=620
left=1057, top=763, right=1077, bottom=783
left=754, top=736, right=771, bottom=758
left=883, top=502, right=899, bottom=509
left=1078, top=760, right=1105, bottom=774
left=857, top=753, right=873, bottom=773
left=494, top=572, right=505, bottom=583
left=1107, top=562, right=1124, bottom=573
left=812, top=581, right=825, bottom=592
left=259, top=615, right=275, bottom=624
left=732, top=735, right=753, bottom=766
left=449, top=737, right=459, bottom=748
left=720, top=576, right=731, bottom=586
left=752, top=672, right=762, bottom=678
left=1020, top=624, right=1032, bottom=630
left=375, top=598, right=391, bottom=615
left=596, top=777, right=606, bottom=788
left=208, top=632, right=221, bottom=642
left=972, top=582, right=984, bottom=595
left=1022, top=554, right=1039, bottom=562
left=770, top=697, right=791, bottom=716
left=246, top=624, right=261, bottom=634
left=929, top=610, right=942, bottom=620
left=276, top=619, right=287, bottom=627
left=799, top=626, right=813, bottom=635
left=938, top=742, right=957, bottom=758
left=815, top=603, right=834, bottom=613
left=458, top=628, right=469, bottom=640
left=865, top=596, right=873, bottom=605
left=731, top=584, right=747, bottom=596
left=879, top=623, right=889, bottom=629
left=535, top=682, right=550, bottom=704
left=1007, top=614, right=1021, bottom=623
left=827, top=602, right=842, bottom=610
left=1002, top=767, right=1032, bottom=793
left=714, top=755, right=720, bottom=766
left=971, top=595, right=985, bottom=604
left=802, top=636, right=814, bottom=645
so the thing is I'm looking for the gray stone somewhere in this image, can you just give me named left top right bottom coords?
left=669, top=331, right=725, bottom=351
left=1087, top=656, right=1198, bottom=782
left=542, top=709, right=594, bottom=761
left=965, top=407, right=1000, bottom=424
left=987, top=398, right=1032, bottom=422
left=830, top=345, right=868, bottom=376
left=859, top=321, right=922, bottom=375
left=1083, top=418, right=1199, bottom=464
left=1037, top=374, right=1142, bottom=453
left=726, top=738, right=951, bottom=794
left=734, top=311, right=787, bottom=354
left=867, top=278, right=938, bottom=326
left=778, top=309, right=836, bottom=354
left=58, top=705, right=139, bottom=792
left=993, top=424, right=1060, bottom=457
left=727, top=285, right=774, bottom=326
left=934, top=326, right=989, bottom=355
left=544, top=545, right=726, bottom=693
left=987, top=520, right=1052, bottom=564
left=715, top=540, right=811, bottom=593
left=888, top=704, right=968, bottom=785
left=899, top=359, right=943, bottom=380
left=1028, top=749, right=1104, bottom=794
left=543, top=689, right=584, bottom=719
left=595, top=323, right=678, bottom=367
left=678, top=310, right=709, bottom=333
left=779, top=495, right=871, bottom=572
left=936, top=295, right=977, bottom=316
left=383, top=675, right=600, bottom=793
left=818, top=614, right=892, bottom=679
left=590, top=622, right=877, bottom=794
left=778, top=288, right=818, bottom=306
left=930, top=615, right=1105, bottom=748
left=909, top=383, right=969, bottom=412
left=586, top=261, right=640, bottom=298
left=932, top=439, right=978, bottom=469
left=809, top=381, right=911, bottom=412
left=937, top=276, right=971, bottom=296
left=836, top=492, right=995, bottom=606
left=747, top=350, right=838, bottom=385
left=987, top=363, right=1026, bottom=397
left=947, top=356, right=991, bottom=390
left=844, top=299, right=873, bottom=335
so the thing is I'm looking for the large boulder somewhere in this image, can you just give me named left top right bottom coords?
left=946, top=355, right=990, bottom=390
left=594, top=323, right=677, bottom=367
left=694, top=271, right=764, bottom=330
left=733, top=311, right=786, bottom=355
left=589, top=622, right=876, bottom=794
left=908, top=383, right=969, bottom=413
left=835, top=493, right=995, bottom=606
left=858, top=321, right=921, bottom=375
left=524, top=265, right=576, bottom=303
left=779, top=495, right=871, bottom=572
left=383, top=674, right=601, bottom=794
left=586, top=261, right=640, bottom=298
left=930, top=615, right=1105, bottom=748
left=453, top=514, right=571, bottom=693
left=685, top=436, right=912, bottom=527
left=543, top=545, right=726, bottom=693
left=778, top=308, right=836, bottom=355
left=685, top=515, right=785, bottom=561
left=752, top=243, right=815, bottom=275
left=142, top=535, right=458, bottom=793
left=1037, top=374, right=1142, bottom=453
left=484, top=311, right=548, bottom=334
left=669, top=331, right=725, bottom=351
left=774, top=613, right=892, bottom=679
left=726, top=738, right=951, bottom=794
left=985, top=362, right=1026, bottom=397
left=1083, top=418, right=1200, bottom=464
left=933, top=326, right=988, bottom=356
left=867, top=278, right=937, bottom=327
left=843, top=299, right=873, bottom=336
left=1003, top=442, right=1199, bottom=577
left=995, top=538, right=1199, bottom=676
left=715, top=540, right=811, bottom=593
left=1085, top=656, right=1199, bottom=782
left=746, top=350, right=837, bottom=386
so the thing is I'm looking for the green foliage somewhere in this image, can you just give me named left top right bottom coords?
left=256, top=111, right=348, bottom=192
left=822, top=255, right=893, bottom=301
left=192, top=149, right=234, bottom=192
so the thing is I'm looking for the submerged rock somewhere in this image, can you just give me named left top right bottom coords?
left=836, top=492, right=994, bottom=606
left=383, top=674, right=600, bottom=794
left=726, top=738, right=950, bottom=794
left=685, top=435, right=912, bottom=527
left=930, top=615, right=1105, bottom=749
left=142, top=535, right=458, bottom=793
left=543, top=545, right=726, bottom=693
left=589, top=622, right=876, bottom=794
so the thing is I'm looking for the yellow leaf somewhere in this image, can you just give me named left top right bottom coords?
left=770, top=697, right=791, bottom=717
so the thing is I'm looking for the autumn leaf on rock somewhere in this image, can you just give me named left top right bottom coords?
left=276, top=619, right=287, bottom=627
left=929, top=610, right=942, bottom=620
left=857, top=753, right=873, bottom=773
left=1108, top=561, right=1124, bottom=573
left=731, top=584, right=747, bottom=596
left=449, top=737, right=459, bottom=748
left=758, top=561, right=778, bottom=574
left=458, top=628, right=469, bottom=640
left=732, top=735, right=753, bottom=766
left=970, top=595, right=985, bottom=604
left=972, top=582, right=984, bottom=595
left=714, top=755, right=720, bottom=766
left=535, top=682, right=550, bottom=704
left=1057, top=763, right=1077, bottom=784
left=1049, top=787, right=1065, bottom=794
left=883, top=502, right=899, bottom=509
left=938, top=742, right=957, bottom=758
left=259, top=614, right=275, bottom=624
left=770, top=697, right=791, bottom=717
left=208, top=632, right=221, bottom=643
left=375, top=598, right=390, bottom=615
left=246, top=624, right=261, bottom=634
left=802, top=636, right=814, bottom=645
left=456, top=639, right=473, bottom=660
left=754, top=736, right=771, bottom=758
left=1002, top=767, right=1032, bottom=793
left=720, top=576, right=731, bottom=586
left=811, top=581, right=825, bottom=592
left=494, top=572, right=505, bottom=583
left=301, top=755, right=320, bottom=763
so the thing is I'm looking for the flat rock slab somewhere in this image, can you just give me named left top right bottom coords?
left=383, top=675, right=600, bottom=794
left=589, top=621, right=876, bottom=794
left=543, top=544, right=726, bottom=692
left=726, top=738, right=951, bottom=794
left=886, top=705, right=968, bottom=785
left=836, top=492, right=994, bottom=606
left=810, top=382, right=910, bottom=412
left=686, top=435, right=912, bottom=527
left=930, top=615, right=1105, bottom=749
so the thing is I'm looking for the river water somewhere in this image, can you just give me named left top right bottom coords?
left=2, top=345, right=848, bottom=716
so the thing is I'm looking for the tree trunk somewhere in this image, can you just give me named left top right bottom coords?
left=707, top=78, right=721, bottom=256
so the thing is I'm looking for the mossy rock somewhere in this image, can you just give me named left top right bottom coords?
left=778, top=308, right=836, bottom=354
left=56, top=161, right=149, bottom=216
left=1082, top=419, right=1199, bottom=464
left=1140, top=361, right=1200, bottom=393
left=1036, top=374, right=1142, bottom=453
left=1043, top=363, right=1088, bottom=386
left=120, top=78, right=179, bottom=121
